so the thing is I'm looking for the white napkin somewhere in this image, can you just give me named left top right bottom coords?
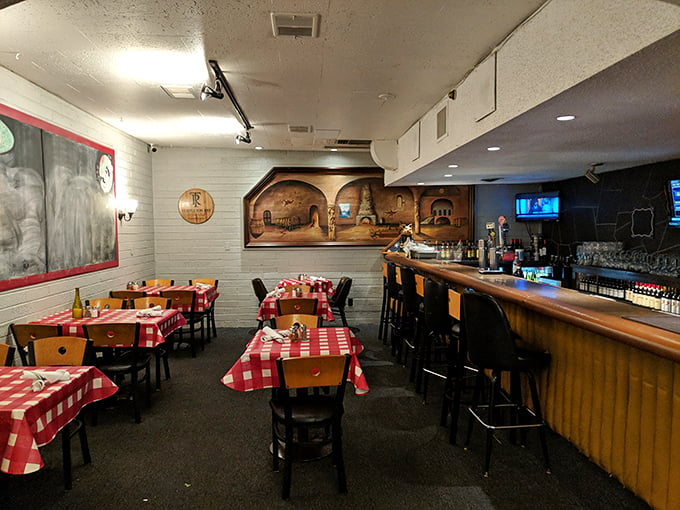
left=136, top=305, right=164, bottom=317
left=261, top=326, right=287, bottom=343
left=22, top=369, right=71, bottom=392
left=195, top=282, right=212, bottom=289
left=266, top=289, right=284, bottom=298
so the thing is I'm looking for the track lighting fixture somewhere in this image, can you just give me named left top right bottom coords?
left=235, top=131, right=251, bottom=144
left=585, top=162, right=603, bottom=184
left=200, top=81, right=224, bottom=101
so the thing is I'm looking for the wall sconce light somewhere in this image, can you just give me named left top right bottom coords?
left=200, top=81, right=224, bottom=101
left=116, top=198, right=138, bottom=222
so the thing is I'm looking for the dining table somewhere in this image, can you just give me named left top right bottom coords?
left=256, top=291, right=335, bottom=323
left=131, top=284, right=219, bottom=313
left=0, top=366, right=118, bottom=475
left=29, top=308, right=186, bottom=348
left=221, top=326, right=369, bottom=395
left=276, top=276, right=335, bottom=295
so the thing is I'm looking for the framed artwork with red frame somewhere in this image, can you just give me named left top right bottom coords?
left=0, top=103, right=118, bottom=291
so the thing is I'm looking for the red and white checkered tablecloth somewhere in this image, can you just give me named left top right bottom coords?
left=256, top=292, right=335, bottom=322
left=276, top=277, right=334, bottom=295
left=0, top=366, right=118, bottom=475
left=133, top=285, right=219, bottom=313
left=221, top=327, right=369, bottom=395
left=30, top=309, right=187, bottom=348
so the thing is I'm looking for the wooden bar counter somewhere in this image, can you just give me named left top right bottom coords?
left=385, top=253, right=680, bottom=510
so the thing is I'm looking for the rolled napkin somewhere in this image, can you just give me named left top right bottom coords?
left=22, top=369, right=71, bottom=392
left=136, top=305, right=164, bottom=317
left=195, top=282, right=212, bottom=289
left=260, top=326, right=287, bottom=343
left=266, top=289, right=284, bottom=298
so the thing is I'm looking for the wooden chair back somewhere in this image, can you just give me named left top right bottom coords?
left=110, top=290, right=146, bottom=301
left=0, top=344, right=15, bottom=366
left=28, top=336, right=92, bottom=366
left=143, top=279, right=174, bottom=286
left=282, top=284, right=311, bottom=293
left=86, top=298, right=126, bottom=310
left=190, top=278, right=218, bottom=288
left=130, top=297, right=172, bottom=309
left=272, top=314, right=322, bottom=330
left=10, top=323, right=62, bottom=366
left=448, top=288, right=462, bottom=321
left=276, top=297, right=318, bottom=316
left=278, top=354, right=350, bottom=390
left=160, top=290, right=197, bottom=312
left=415, top=274, right=425, bottom=298
left=83, top=322, right=141, bottom=349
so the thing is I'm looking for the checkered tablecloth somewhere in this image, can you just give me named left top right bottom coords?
left=30, top=309, right=187, bottom=348
left=256, top=292, right=335, bottom=322
left=132, top=285, right=219, bottom=313
left=276, top=277, right=334, bottom=295
left=0, top=366, right=118, bottom=475
left=221, top=327, right=369, bottom=395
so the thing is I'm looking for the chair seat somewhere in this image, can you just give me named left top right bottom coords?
left=270, top=396, right=337, bottom=425
left=98, top=352, right=152, bottom=374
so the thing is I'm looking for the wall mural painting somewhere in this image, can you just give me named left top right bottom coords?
left=0, top=104, right=118, bottom=291
left=243, top=167, right=474, bottom=247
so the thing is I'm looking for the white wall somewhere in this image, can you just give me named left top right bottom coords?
left=0, top=67, right=155, bottom=344
left=150, top=148, right=384, bottom=328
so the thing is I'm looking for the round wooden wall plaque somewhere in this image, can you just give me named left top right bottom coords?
left=178, top=188, right=215, bottom=224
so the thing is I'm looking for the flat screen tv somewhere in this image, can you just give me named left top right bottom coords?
left=515, top=191, right=559, bottom=221
left=668, top=179, right=680, bottom=227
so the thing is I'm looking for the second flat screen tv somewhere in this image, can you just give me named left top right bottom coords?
left=515, top=191, right=559, bottom=221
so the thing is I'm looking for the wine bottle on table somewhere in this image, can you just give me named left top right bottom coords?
left=72, top=287, right=83, bottom=319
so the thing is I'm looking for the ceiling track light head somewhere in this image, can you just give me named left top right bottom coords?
left=585, top=163, right=603, bottom=184
left=200, top=81, right=224, bottom=101
left=235, top=130, right=251, bottom=144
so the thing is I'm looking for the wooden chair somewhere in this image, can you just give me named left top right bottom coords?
left=130, top=297, right=172, bottom=389
left=28, top=336, right=93, bottom=367
left=85, top=297, right=125, bottom=310
left=160, top=290, right=205, bottom=357
left=282, top=284, right=311, bottom=293
left=143, top=279, right=174, bottom=286
left=26, top=335, right=93, bottom=490
left=110, top=290, right=146, bottom=302
left=9, top=323, right=62, bottom=366
left=270, top=354, right=351, bottom=499
left=190, top=278, right=219, bottom=339
left=82, top=323, right=152, bottom=424
left=0, top=344, right=15, bottom=366
left=272, top=314, right=322, bottom=330
left=276, top=298, right=318, bottom=316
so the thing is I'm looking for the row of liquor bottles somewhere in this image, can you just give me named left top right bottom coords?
left=576, top=275, right=680, bottom=314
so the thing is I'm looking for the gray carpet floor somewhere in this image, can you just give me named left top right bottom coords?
left=1, top=324, right=651, bottom=509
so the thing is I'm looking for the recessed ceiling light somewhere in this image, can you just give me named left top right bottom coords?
left=330, top=148, right=338, bottom=152
left=417, top=182, right=425, bottom=185
left=556, top=115, right=576, bottom=121
left=447, top=164, right=458, bottom=168
left=255, top=146, right=263, bottom=150
left=487, top=146, right=501, bottom=151
left=160, top=85, right=197, bottom=99
left=444, top=174, right=453, bottom=178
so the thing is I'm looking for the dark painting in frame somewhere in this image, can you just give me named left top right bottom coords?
left=243, top=167, right=474, bottom=247
left=0, top=103, right=118, bottom=291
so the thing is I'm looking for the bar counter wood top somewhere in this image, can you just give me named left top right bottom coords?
left=385, top=253, right=680, bottom=363
left=385, top=252, right=680, bottom=510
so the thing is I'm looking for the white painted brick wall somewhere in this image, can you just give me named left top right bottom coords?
left=150, top=148, right=385, bottom=328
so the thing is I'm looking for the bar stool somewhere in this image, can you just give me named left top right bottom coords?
left=378, top=261, right=389, bottom=342
left=419, top=278, right=458, bottom=401
left=384, top=263, right=403, bottom=352
left=397, top=266, right=423, bottom=381
left=462, top=291, right=551, bottom=476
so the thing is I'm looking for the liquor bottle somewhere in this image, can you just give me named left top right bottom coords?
left=72, top=287, right=83, bottom=319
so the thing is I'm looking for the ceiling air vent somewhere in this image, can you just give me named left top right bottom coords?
left=271, top=13, right=319, bottom=38
left=288, top=125, right=313, bottom=134
left=324, top=139, right=372, bottom=151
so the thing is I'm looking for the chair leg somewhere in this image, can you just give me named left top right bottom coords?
left=282, top=426, right=293, bottom=499
left=465, top=371, right=485, bottom=448
left=61, top=423, right=72, bottom=490
left=527, top=371, right=551, bottom=473
left=333, top=422, right=347, bottom=493
left=378, top=282, right=388, bottom=341
left=483, top=372, right=500, bottom=477
left=77, top=418, right=91, bottom=465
